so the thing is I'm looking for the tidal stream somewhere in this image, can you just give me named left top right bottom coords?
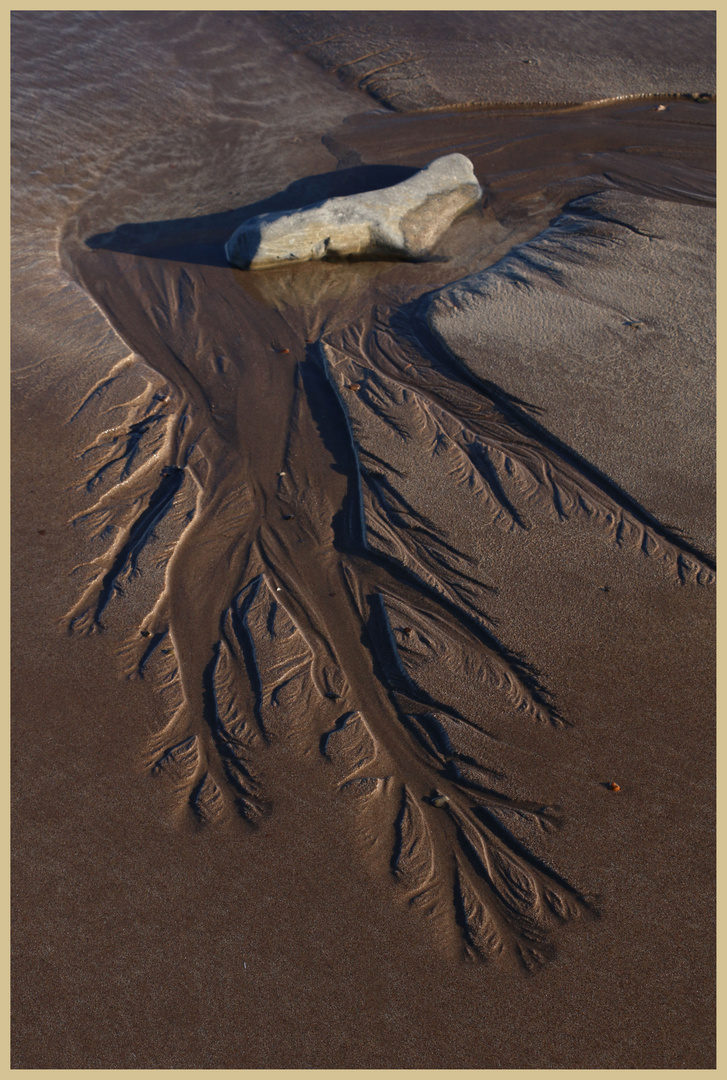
left=59, top=98, right=714, bottom=967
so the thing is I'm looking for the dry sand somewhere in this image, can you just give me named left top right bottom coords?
left=12, top=11, right=715, bottom=1069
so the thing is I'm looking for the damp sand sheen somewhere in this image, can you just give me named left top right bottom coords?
left=60, top=135, right=712, bottom=970
left=12, top=11, right=715, bottom=1068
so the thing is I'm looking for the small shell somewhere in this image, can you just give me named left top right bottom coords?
left=431, top=795, right=450, bottom=808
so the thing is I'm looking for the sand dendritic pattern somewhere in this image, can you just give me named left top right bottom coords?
left=63, top=214, right=713, bottom=970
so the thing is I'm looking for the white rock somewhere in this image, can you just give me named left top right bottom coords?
left=225, top=154, right=482, bottom=270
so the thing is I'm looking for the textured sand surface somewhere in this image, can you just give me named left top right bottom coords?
left=267, top=10, right=715, bottom=110
left=428, top=190, right=715, bottom=558
left=12, top=10, right=715, bottom=1069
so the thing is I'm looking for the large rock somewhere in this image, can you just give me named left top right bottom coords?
left=225, top=154, right=482, bottom=269
left=426, top=190, right=715, bottom=558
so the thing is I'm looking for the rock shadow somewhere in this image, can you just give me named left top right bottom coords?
left=85, top=164, right=419, bottom=268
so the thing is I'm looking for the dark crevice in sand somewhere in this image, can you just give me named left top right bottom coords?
left=75, top=464, right=184, bottom=630
left=137, top=629, right=167, bottom=677
left=232, top=578, right=272, bottom=743
left=54, top=94, right=714, bottom=971
left=405, top=301, right=716, bottom=573
left=299, top=347, right=368, bottom=550
left=359, top=556, right=556, bottom=725
left=564, top=203, right=658, bottom=239
left=12, top=9, right=717, bottom=1065
left=472, top=802, right=597, bottom=906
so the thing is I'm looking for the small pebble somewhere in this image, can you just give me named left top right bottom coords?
left=140, top=630, right=150, bottom=637
left=273, top=346, right=290, bottom=354
left=349, top=382, right=361, bottom=391
left=282, top=513, right=295, bottom=521
left=655, top=104, right=667, bottom=111
left=608, top=781, right=621, bottom=792
left=431, top=795, right=450, bottom=808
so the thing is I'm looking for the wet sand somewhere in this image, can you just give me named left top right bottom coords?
left=12, top=11, right=715, bottom=1068
left=267, top=11, right=716, bottom=110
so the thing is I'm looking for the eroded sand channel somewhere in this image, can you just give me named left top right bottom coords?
left=12, top=10, right=715, bottom=1068
left=58, top=101, right=714, bottom=967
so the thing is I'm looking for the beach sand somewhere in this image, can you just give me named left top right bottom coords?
left=12, top=12, right=715, bottom=1068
